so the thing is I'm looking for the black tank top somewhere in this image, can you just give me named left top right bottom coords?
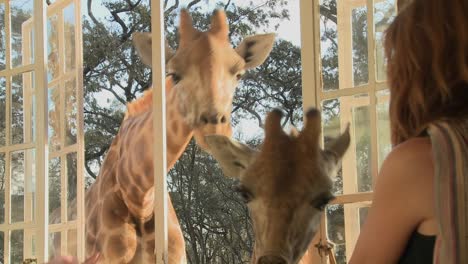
left=398, top=231, right=436, bottom=264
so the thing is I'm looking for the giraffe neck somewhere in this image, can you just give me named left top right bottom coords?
left=114, top=79, right=194, bottom=219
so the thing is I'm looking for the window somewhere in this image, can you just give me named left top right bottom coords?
left=301, top=0, right=396, bottom=262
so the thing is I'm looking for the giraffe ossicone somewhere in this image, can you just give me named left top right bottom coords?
left=206, top=108, right=351, bottom=264
left=50, top=9, right=276, bottom=264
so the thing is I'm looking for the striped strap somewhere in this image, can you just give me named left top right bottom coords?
left=428, top=120, right=468, bottom=264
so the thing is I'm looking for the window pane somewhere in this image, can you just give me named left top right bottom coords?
left=327, top=204, right=346, bottom=263
left=11, top=151, right=25, bottom=222
left=354, top=104, right=371, bottom=193
left=10, top=229, right=24, bottom=264
left=0, top=3, right=5, bottom=70
left=48, top=86, right=61, bottom=151
left=67, top=152, right=77, bottom=221
left=64, top=4, right=76, bottom=72
left=0, top=152, right=4, bottom=224
left=49, top=157, right=61, bottom=224
left=377, top=89, right=391, bottom=169
left=65, top=78, right=77, bottom=146
left=322, top=98, right=343, bottom=194
left=11, top=74, right=25, bottom=144
left=0, top=77, right=5, bottom=146
left=352, top=6, right=368, bottom=86
left=0, top=231, right=3, bottom=263
left=375, top=0, right=396, bottom=81
left=322, top=94, right=372, bottom=194
left=47, top=15, right=59, bottom=82
left=327, top=203, right=370, bottom=263
left=11, top=149, right=35, bottom=223
left=49, top=232, right=61, bottom=259
left=320, top=0, right=339, bottom=91
left=11, top=0, right=34, bottom=68
left=31, top=231, right=37, bottom=259
left=11, top=72, right=34, bottom=145
left=359, top=206, right=369, bottom=228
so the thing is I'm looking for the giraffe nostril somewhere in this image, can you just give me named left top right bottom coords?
left=201, top=115, right=209, bottom=124
left=220, top=116, right=227, bottom=123
left=201, top=113, right=225, bottom=125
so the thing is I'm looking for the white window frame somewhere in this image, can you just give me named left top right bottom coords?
left=0, top=0, right=83, bottom=262
left=151, top=0, right=168, bottom=264
left=300, top=0, right=395, bottom=263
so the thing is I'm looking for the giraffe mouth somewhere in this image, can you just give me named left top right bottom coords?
left=193, top=123, right=232, bottom=151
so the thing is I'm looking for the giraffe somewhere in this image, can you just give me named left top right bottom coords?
left=205, top=108, right=351, bottom=264
left=50, top=9, right=276, bottom=264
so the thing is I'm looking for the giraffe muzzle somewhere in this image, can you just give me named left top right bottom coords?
left=200, top=112, right=227, bottom=125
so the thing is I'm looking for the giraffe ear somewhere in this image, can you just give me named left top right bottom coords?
left=236, top=33, right=276, bottom=69
left=205, top=135, right=257, bottom=179
left=322, top=124, right=351, bottom=178
left=132, top=32, right=174, bottom=67
left=325, top=123, right=351, bottom=160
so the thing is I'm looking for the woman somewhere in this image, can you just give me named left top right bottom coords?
left=350, top=0, right=468, bottom=263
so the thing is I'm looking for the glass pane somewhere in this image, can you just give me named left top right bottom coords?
left=11, top=149, right=35, bottom=223
left=352, top=6, right=368, bottom=86
left=354, top=104, right=371, bottom=192
left=375, top=0, right=396, bottom=81
left=10, top=230, right=24, bottom=264
left=64, top=4, right=76, bottom=72
left=47, top=15, right=59, bottom=82
left=49, top=157, right=61, bottom=224
left=67, top=229, right=77, bottom=256
left=0, top=3, right=5, bottom=70
left=11, top=72, right=34, bottom=145
left=11, top=74, right=24, bottom=145
left=65, top=78, right=77, bottom=146
left=0, top=77, right=5, bottom=146
left=322, top=94, right=372, bottom=194
left=0, top=153, right=5, bottom=224
left=359, top=206, right=370, bottom=228
left=49, top=232, right=61, bottom=259
left=327, top=204, right=346, bottom=263
left=67, top=152, right=77, bottom=221
left=320, top=0, right=339, bottom=91
left=327, top=203, right=370, bottom=264
left=31, top=231, right=36, bottom=259
left=48, top=86, right=61, bottom=151
left=11, top=151, right=25, bottom=223
left=11, top=0, right=34, bottom=68
left=0, top=231, right=3, bottom=264
left=377, top=89, right=391, bottom=169
left=322, top=98, right=343, bottom=194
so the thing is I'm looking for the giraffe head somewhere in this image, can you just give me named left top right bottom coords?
left=205, top=109, right=350, bottom=264
left=132, top=9, right=275, bottom=149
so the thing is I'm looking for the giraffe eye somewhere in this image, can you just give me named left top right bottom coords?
left=234, top=184, right=253, bottom=203
left=167, top=73, right=182, bottom=84
left=236, top=73, right=243, bottom=80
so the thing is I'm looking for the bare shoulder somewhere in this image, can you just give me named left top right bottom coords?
left=376, top=136, right=435, bottom=221
left=349, top=137, right=435, bottom=263
left=380, top=137, right=433, bottom=182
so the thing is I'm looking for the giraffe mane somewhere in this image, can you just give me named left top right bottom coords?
left=125, top=78, right=173, bottom=119
left=125, top=89, right=153, bottom=118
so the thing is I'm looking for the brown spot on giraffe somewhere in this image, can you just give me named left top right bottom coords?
left=206, top=108, right=351, bottom=264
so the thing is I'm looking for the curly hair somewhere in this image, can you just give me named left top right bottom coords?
left=385, top=0, right=468, bottom=145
